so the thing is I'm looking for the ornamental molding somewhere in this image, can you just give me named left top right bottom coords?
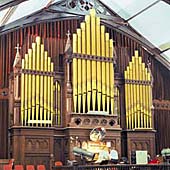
left=153, top=99, right=170, bottom=110
left=54, top=0, right=112, bottom=15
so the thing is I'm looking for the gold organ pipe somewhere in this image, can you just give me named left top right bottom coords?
left=81, top=22, right=87, bottom=113
left=145, top=69, right=150, bottom=128
left=77, top=28, right=82, bottom=113
left=72, top=9, right=115, bottom=114
left=44, top=51, right=48, bottom=126
left=101, top=25, right=106, bottom=111
left=21, top=36, right=54, bottom=126
left=28, top=49, right=32, bottom=126
left=137, top=54, right=141, bottom=128
left=105, top=33, right=110, bottom=113
left=40, top=44, right=44, bottom=126
left=126, top=63, right=133, bottom=128
left=124, top=70, right=129, bottom=129
left=55, top=82, right=58, bottom=125
left=47, top=57, right=51, bottom=126
left=21, top=59, right=25, bottom=126
left=36, top=37, right=41, bottom=126
left=125, top=51, right=153, bottom=129
left=90, top=9, right=96, bottom=54
left=24, top=54, right=29, bottom=126
left=145, top=69, right=149, bottom=128
left=132, top=57, right=137, bottom=128
left=96, top=17, right=101, bottom=111
left=109, top=39, right=114, bottom=114
left=142, top=63, right=146, bottom=128
left=148, top=73, right=152, bottom=128
left=72, top=34, right=78, bottom=112
left=32, top=43, right=36, bottom=124
left=85, top=15, right=91, bottom=112
left=57, top=83, right=61, bottom=125
left=141, top=63, right=144, bottom=128
left=51, top=63, right=54, bottom=125
left=138, top=57, right=143, bottom=128
left=55, top=82, right=59, bottom=125
left=90, top=9, right=97, bottom=111
left=86, top=15, right=91, bottom=55
left=135, top=51, right=140, bottom=128
left=129, top=62, right=133, bottom=128
left=143, top=69, right=147, bottom=127
left=81, top=23, right=86, bottom=54
left=133, top=56, right=137, bottom=128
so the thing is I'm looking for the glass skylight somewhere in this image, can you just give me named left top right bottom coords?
left=100, top=0, right=158, bottom=20
left=0, top=8, right=8, bottom=18
left=129, top=1, right=170, bottom=48
left=6, top=0, right=48, bottom=24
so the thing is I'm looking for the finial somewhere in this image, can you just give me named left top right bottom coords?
left=147, top=57, right=153, bottom=86
left=66, top=30, right=71, bottom=39
left=64, top=30, right=72, bottom=55
left=15, top=43, right=21, bottom=54
left=147, top=58, right=151, bottom=70
left=13, top=43, right=21, bottom=68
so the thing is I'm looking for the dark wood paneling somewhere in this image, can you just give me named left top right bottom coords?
left=154, top=100, right=170, bottom=154
left=0, top=99, right=8, bottom=158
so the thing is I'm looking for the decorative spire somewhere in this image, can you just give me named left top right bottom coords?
left=147, top=58, right=153, bottom=86
left=64, top=30, right=72, bottom=54
left=13, top=43, right=21, bottom=68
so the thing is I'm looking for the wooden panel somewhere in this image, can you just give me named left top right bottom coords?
left=25, top=138, right=50, bottom=153
left=154, top=100, right=170, bottom=153
left=10, top=127, right=55, bottom=166
left=127, top=130, right=155, bottom=160
left=54, top=139, right=64, bottom=162
left=0, top=99, right=8, bottom=158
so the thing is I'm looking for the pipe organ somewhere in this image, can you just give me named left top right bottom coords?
left=124, top=51, right=153, bottom=129
left=20, top=36, right=61, bottom=127
left=72, top=9, right=114, bottom=114
left=7, top=9, right=156, bottom=166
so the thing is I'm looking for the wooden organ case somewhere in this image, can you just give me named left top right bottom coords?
left=8, top=8, right=156, bottom=167
left=64, top=9, right=121, bottom=161
left=10, top=37, right=63, bottom=168
left=124, top=51, right=156, bottom=160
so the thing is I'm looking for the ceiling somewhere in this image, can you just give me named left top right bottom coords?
left=0, top=0, right=170, bottom=65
